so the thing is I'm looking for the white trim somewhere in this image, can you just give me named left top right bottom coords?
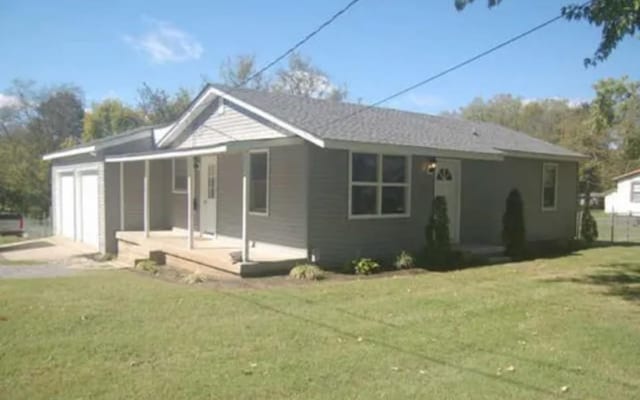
left=172, top=158, right=188, bottom=194
left=348, top=151, right=412, bottom=219
left=499, top=149, right=586, bottom=162
left=106, top=145, right=227, bottom=163
left=158, top=85, right=326, bottom=148
left=242, top=153, right=250, bottom=262
left=119, top=162, right=124, bottom=231
left=187, top=157, right=194, bottom=249
left=326, top=139, right=503, bottom=161
left=541, top=162, right=559, bottom=212
left=248, top=149, right=270, bottom=216
left=144, top=160, right=150, bottom=237
left=42, top=129, right=152, bottom=161
left=43, top=145, right=96, bottom=161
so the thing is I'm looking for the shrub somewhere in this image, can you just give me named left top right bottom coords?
left=394, top=251, right=415, bottom=270
left=425, top=196, right=451, bottom=265
left=289, top=264, right=325, bottom=280
left=351, top=258, right=381, bottom=275
left=580, top=203, right=599, bottom=245
left=502, top=189, right=526, bottom=259
left=135, top=259, right=158, bottom=273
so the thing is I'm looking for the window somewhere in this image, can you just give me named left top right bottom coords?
left=542, top=163, right=558, bottom=210
left=631, top=182, right=640, bottom=203
left=350, top=152, right=410, bottom=218
left=172, top=159, right=188, bottom=193
left=249, top=151, right=269, bottom=214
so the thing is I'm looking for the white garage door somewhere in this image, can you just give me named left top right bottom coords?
left=59, top=174, right=76, bottom=239
left=79, top=172, right=99, bottom=248
left=57, top=170, right=99, bottom=249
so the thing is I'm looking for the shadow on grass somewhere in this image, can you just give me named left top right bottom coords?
left=0, top=240, right=54, bottom=253
left=218, top=289, right=578, bottom=399
left=548, top=262, right=640, bottom=303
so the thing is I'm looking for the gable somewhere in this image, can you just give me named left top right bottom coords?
left=174, top=99, right=291, bottom=149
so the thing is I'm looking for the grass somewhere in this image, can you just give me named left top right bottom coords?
left=1, top=246, right=639, bottom=399
left=0, top=235, right=23, bottom=246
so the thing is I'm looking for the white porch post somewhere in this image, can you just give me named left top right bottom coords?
left=242, top=152, right=250, bottom=262
left=187, top=157, right=194, bottom=249
left=143, top=160, right=150, bottom=238
left=119, top=162, right=125, bottom=231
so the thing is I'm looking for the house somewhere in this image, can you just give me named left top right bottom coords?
left=604, top=169, right=640, bottom=214
left=43, top=84, right=585, bottom=275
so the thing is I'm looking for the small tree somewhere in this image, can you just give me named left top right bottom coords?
left=502, top=189, right=526, bottom=259
left=425, top=196, right=451, bottom=265
left=580, top=169, right=599, bottom=245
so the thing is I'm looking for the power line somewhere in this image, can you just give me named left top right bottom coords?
left=311, top=2, right=588, bottom=132
left=237, top=0, right=363, bottom=89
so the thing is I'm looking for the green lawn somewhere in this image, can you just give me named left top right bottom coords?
left=1, top=247, right=639, bottom=399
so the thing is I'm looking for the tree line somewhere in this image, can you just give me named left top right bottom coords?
left=0, top=53, right=346, bottom=216
left=445, top=76, right=640, bottom=193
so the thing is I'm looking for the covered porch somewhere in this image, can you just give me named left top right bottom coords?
left=105, top=137, right=308, bottom=276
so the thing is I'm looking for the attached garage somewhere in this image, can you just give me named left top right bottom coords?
left=54, top=167, right=101, bottom=250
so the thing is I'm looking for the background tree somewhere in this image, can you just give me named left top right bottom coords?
left=454, top=0, right=640, bottom=66
left=219, top=52, right=348, bottom=101
left=136, top=83, right=191, bottom=125
left=219, top=54, right=270, bottom=90
left=580, top=167, right=599, bottom=244
left=83, top=99, right=144, bottom=142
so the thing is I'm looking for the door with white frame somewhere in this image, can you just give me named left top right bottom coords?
left=434, top=159, right=461, bottom=243
left=199, top=156, right=217, bottom=236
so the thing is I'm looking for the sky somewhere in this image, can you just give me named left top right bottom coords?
left=1, top=0, right=639, bottom=114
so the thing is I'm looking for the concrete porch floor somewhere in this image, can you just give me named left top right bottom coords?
left=115, top=231, right=306, bottom=277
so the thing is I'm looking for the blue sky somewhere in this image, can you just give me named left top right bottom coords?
left=1, top=0, right=639, bottom=114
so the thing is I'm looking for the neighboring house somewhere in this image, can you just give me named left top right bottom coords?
left=43, top=84, right=584, bottom=274
left=604, top=169, right=640, bottom=214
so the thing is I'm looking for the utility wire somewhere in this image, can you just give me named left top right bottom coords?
left=310, top=2, right=589, bottom=132
left=236, top=0, right=363, bottom=89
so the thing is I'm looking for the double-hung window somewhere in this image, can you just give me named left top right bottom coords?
left=172, top=159, right=188, bottom=194
left=350, top=152, right=410, bottom=218
left=249, top=150, right=269, bottom=215
left=631, top=182, right=640, bottom=203
left=542, top=163, right=558, bottom=210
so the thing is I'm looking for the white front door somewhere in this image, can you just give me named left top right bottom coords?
left=434, top=159, right=461, bottom=243
left=79, top=171, right=99, bottom=248
left=59, top=173, right=76, bottom=239
left=200, top=156, right=217, bottom=235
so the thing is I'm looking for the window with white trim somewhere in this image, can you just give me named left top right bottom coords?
left=542, top=163, right=558, bottom=210
left=631, top=181, right=640, bottom=203
left=249, top=151, right=269, bottom=214
left=350, top=153, right=410, bottom=217
left=172, top=159, right=188, bottom=193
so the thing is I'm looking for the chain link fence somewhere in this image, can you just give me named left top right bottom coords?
left=583, top=211, right=640, bottom=243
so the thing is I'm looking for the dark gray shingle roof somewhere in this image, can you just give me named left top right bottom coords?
left=212, top=84, right=583, bottom=159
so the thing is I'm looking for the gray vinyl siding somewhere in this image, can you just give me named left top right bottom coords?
left=120, top=160, right=172, bottom=232
left=175, top=101, right=290, bottom=149
left=307, top=147, right=434, bottom=267
left=460, top=157, right=578, bottom=244
left=216, top=145, right=308, bottom=250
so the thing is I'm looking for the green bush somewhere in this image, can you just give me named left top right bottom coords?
left=502, top=189, right=526, bottom=259
left=351, top=258, right=381, bottom=275
left=580, top=205, right=599, bottom=245
left=394, top=251, right=415, bottom=270
left=425, top=196, right=451, bottom=265
left=135, top=259, right=158, bottom=274
left=289, top=264, right=325, bottom=280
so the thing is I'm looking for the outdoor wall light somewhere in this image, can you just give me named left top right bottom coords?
left=422, top=157, right=437, bottom=174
